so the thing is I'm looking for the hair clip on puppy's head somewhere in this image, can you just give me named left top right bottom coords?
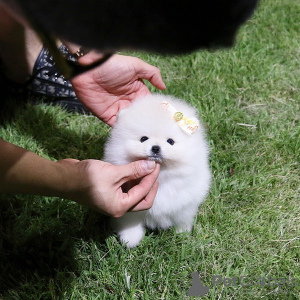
left=161, top=101, right=199, bottom=135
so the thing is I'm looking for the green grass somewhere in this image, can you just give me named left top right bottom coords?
left=0, top=0, right=299, bottom=298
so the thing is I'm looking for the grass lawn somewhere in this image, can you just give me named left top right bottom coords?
left=0, top=0, right=299, bottom=299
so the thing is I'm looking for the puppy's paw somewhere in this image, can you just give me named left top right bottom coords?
left=176, top=223, right=193, bottom=233
left=118, top=226, right=145, bottom=248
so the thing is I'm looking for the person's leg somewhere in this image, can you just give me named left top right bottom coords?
left=0, top=3, right=88, bottom=113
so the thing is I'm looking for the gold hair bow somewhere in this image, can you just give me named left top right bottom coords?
left=161, top=101, right=199, bottom=135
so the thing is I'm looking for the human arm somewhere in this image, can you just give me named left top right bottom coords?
left=0, top=2, right=166, bottom=126
left=0, top=138, right=160, bottom=217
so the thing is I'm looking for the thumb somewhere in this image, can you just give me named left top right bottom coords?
left=117, top=160, right=156, bottom=186
left=138, top=61, right=166, bottom=91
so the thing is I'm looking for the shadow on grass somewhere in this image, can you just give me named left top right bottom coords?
left=1, top=96, right=109, bottom=160
left=0, top=195, right=111, bottom=298
left=0, top=98, right=112, bottom=297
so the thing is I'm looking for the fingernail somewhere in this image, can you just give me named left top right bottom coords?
left=142, top=160, right=155, bottom=171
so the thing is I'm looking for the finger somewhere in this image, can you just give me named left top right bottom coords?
left=138, top=61, right=166, bottom=90
left=130, top=179, right=159, bottom=211
left=147, top=70, right=167, bottom=91
left=122, top=164, right=160, bottom=210
left=115, top=160, right=156, bottom=186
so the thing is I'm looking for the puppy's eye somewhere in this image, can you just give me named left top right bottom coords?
left=140, top=136, right=149, bottom=143
left=167, top=138, right=175, bottom=145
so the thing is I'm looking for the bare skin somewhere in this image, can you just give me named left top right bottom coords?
left=0, top=139, right=160, bottom=217
left=0, top=2, right=165, bottom=217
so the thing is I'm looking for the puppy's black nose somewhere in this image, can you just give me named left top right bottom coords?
left=151, top=145, right=160, bottom=154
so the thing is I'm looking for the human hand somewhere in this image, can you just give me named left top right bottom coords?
left=71, top=54, right=166, bottom=126
left=57, top=158, right=160, bottom=217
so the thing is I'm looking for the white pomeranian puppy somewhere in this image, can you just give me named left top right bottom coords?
left=104, top=94, right=211, bottom=248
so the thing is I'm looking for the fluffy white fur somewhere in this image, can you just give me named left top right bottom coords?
left=104, top=94, right=211, bottom=248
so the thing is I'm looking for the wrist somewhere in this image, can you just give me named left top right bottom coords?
left=76, top=50, right=105, bottom=66
left=54, top=159, right=86, bottom=201
left=63, top=40, right=103, bottom=66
